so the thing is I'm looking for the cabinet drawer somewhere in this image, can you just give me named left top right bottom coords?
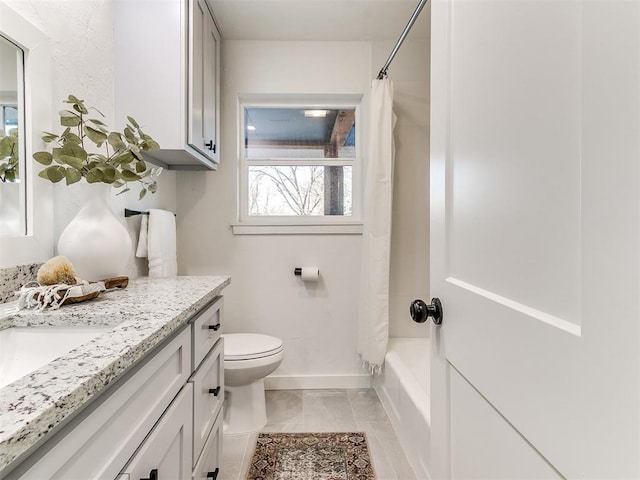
left=192, top=409, right=223, bottom=480
left=192, top=296, right=223, bottom=370
left=16, top=327, right=191, bottom=480
left=119, top=383, right=193, bottom=480
left=190, top=339, right=224, bottom=467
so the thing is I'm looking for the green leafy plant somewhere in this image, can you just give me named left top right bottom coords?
left=33, top=95, right=161, bottom=199
left=0, top=129, right=19, bottom=183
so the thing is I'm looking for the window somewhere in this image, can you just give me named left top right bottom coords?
left=2, top=105, right=18, bottom=136
left=235, top=96, right=362, bottom=234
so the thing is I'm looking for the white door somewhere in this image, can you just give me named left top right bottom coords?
left=430, top=1, right=640, bottom=479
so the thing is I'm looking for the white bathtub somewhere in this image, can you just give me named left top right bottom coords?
left=376, top=337, right=431, bottom=479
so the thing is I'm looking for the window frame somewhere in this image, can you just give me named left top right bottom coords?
left=234, top=94, right=363, bottom=235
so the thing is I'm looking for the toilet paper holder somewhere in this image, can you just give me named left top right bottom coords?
left=294, top=267, right=320, bottom=276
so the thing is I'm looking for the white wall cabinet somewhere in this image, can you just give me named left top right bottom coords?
left=8, top=296, right=225, bottom=480
left=114, top=0, right=220, bottom=170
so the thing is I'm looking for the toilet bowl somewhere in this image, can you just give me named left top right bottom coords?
left=222, top=333, right=284, bottom=434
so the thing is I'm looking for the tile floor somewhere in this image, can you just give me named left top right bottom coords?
left=220, top=389, right=417, bottom=480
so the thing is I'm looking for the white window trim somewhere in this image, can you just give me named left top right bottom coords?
left=234, top=94, right=363, bottom=235
left=230, top=223, right=363, bottom=235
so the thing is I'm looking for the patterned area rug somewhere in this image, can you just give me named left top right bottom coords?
left=246, top=432, right=376, bottom=480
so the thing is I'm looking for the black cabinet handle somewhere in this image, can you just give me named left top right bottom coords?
left=205, top=141, right=216, bottom=153
left=208, top=323, right=221, bottom=331
left=209, top=386, right=221, bottom=396
left=207, top=468, right=219, bottom=479
left=141, top=469, right=158, bottom=480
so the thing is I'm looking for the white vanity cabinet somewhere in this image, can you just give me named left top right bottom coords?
left=114, top=0, right=220, bottom=170
left=7, top=296, right=225, bottom=480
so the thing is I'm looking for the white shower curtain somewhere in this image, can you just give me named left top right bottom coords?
left=358, top=78, right=396, bottom=372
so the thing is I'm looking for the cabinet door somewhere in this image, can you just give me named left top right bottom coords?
left=192, top=410, right=223, bottom=480
left=189, top=0, right=219, bottom=163
left=202, top=6, right=219, bottom=163
left=120, top=384, right=193, bottom=480
left=190, top=339, right=224, bottom=466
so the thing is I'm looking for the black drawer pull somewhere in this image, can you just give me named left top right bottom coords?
left=207, top=468, right=219, bottom=479
left=208, top=323, right=221, bottom=331
left=141, top=469, right=158, bottom=480
left=209, top=386, right=221, bottom=396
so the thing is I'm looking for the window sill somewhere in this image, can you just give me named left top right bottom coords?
left=231, top=222, right=363, bottom=235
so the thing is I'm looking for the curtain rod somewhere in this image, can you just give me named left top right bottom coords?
left=376, top=0, right=429, bottom=80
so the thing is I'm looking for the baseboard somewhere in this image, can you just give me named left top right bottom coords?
left=264, top=374, right=372, bottom=390
left=375, top=382, right=401, bottom=426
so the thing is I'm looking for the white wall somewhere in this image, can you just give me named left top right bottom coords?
left=177, top=37, right=430, bottom=385
left=177, top=41, right=372, bottom=387
left=2, top=0, right=177, bottom=275
left=0, top=37, right=18, bottom=102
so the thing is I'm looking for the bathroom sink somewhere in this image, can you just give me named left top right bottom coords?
left=0, top=325, right=112, bottom=389
left=0, top=301, right=18, bottom=321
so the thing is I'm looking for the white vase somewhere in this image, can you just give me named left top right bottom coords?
left=58, top=183, right=132, bottom=281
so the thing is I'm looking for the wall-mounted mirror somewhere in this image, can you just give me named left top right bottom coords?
left=0, top=2, right=53, bottom=267
left=0, top=33, right=25, bottom=237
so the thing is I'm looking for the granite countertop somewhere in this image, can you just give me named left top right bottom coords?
left=0, top=275, right=230, bottom=474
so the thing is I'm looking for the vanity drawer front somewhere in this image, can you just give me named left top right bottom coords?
left=192, top=296, right=223, bottom=370
left=190, top=338, right=224, bottom=467
left=192, top=409, right=223, bottom=480
left=119, top=383, right=193, bottom=480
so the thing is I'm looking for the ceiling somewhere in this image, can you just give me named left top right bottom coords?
left=209, top=0, right=430, bottom=42
left=245, top=108, right=340, bottom=143
left=244, top=108, right=356, bottom=150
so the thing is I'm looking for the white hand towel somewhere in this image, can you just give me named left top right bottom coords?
left=136, top=209, right=177, bottom=278
left=135, top=214, right=149, bottom=258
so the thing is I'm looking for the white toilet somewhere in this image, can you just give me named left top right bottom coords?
left=222, top=333, right=284, bottom=434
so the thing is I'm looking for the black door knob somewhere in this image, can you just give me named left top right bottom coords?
left=410, top=298, right=443, bottom=325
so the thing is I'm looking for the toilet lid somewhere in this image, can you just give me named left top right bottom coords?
left=223, top=333, right=284, bottom=360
